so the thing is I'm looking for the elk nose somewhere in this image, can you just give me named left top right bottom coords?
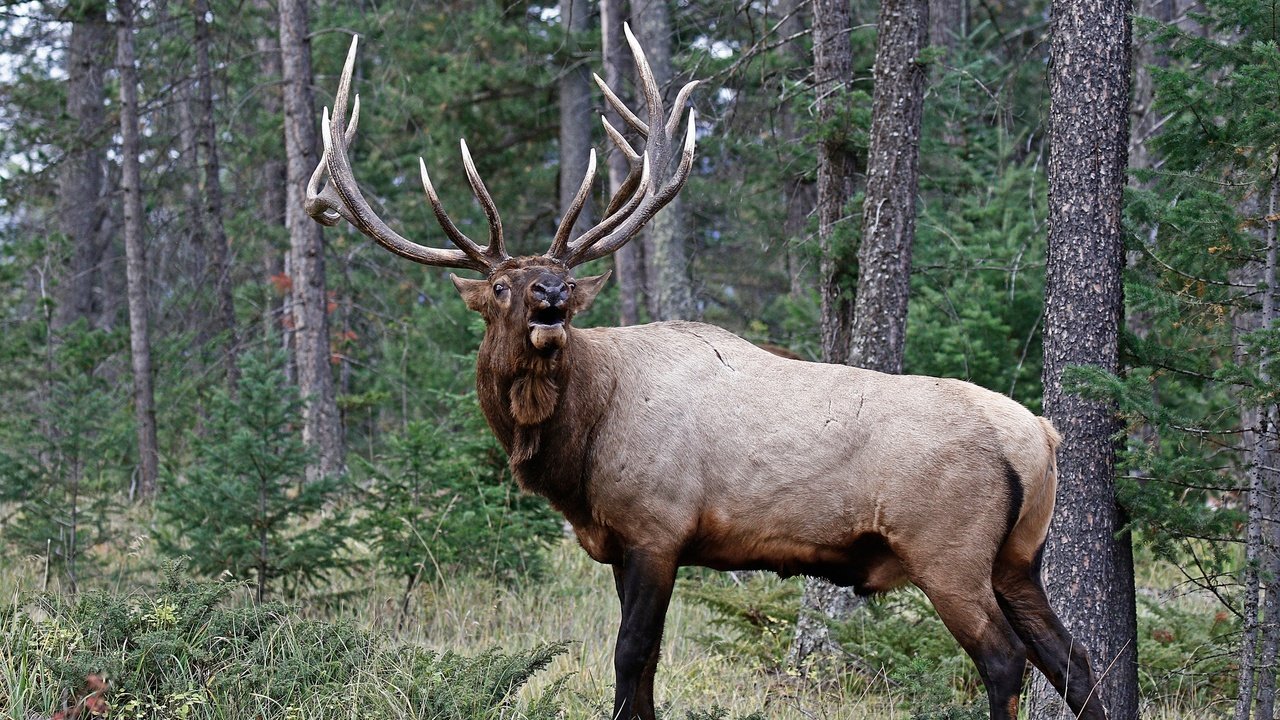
left=531, top=278, right=569, bottom=306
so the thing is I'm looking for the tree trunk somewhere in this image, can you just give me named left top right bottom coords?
left=559, top=0, right=596, bottom=239
left=252, top=0, right=291, bottom=371
left=116, top=0, right=159, bottom=499
left=193, top=0, right=239, bottom=382
left=1255, top=168, right=1280, bottom=720
left=1030, top=1, right=1138, bottom=717
left=927, top=0, right=966, bottom=50
left=791, top=0, right=865, bottom=671
left=813, top=0, right=857, bottom=366
left=56, top=0, right=110, bottom=330
left=631, top=0, right=694, bottom=321
left=601, top=0, right=645, bottom=325
left=279, top=0, right=344, bottom=481
left=1238, top=162, right=1280, bottom=720
left=848, top=0, right=927, bottom=373
left=779, top=0, right=817, bottom=299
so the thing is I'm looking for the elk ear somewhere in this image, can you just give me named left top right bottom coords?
left=451, top=274, right=490, bottom=313
left=570, top=271, right=611, bottom=314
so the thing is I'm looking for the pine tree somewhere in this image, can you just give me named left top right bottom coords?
left=156, top=350, right=350, bottom=601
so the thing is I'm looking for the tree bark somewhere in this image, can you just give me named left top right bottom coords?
left=927, top=0, right=966, bottom=50
left=252, top=0, right=291, bottom=372
left=632, top=0, right=694, bottom=321
left=192, top=0, right=238, bottom=382
left=559, top=0, right=597, bottom=240
left=116, top=0, right=159, bottom=499
left=1256, top=169, right=1280, bottom=720
left=813, top=0, right=857, bottom=366
left=601, top=0, right=645, bottom=325
left=779, top=0, right=817, bottom=298
left=279, top=0, right=344, bottom=481
left=1031, top=1, right=1138, bottom=717
left=848, top=0, right=927, bottom=373
left=1237, top=162, right=1280, bottom=720
left=56, top=0, right=111, bottom=330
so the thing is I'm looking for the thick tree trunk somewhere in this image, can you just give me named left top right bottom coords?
left=279, top=0, right=344, bottom=481
left=559, top=0, right=597, bottom=240
left=116, top=0, right=159, bottom=499
left=848, top=0, right=927, bottom=373
left=1031, top=1, right=1138, bottom=718
left=601, top=0, right=645, bottom=325
left=56, top=0, right=110, bottom=330
left=631, top=0, right=694, bottom=321
left=193, top=0, right=238, bottom=381
left=813, top=0, right=857, bottom=366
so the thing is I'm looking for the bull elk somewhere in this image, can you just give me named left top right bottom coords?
left=307, top=31, right=1108, bottom=720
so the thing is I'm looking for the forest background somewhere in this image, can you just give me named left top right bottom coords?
left=0, top=0, right=1277, bottom=718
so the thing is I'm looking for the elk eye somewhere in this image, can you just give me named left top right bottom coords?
left=567, top=281, right=576, bottom=292
left=493, top=283, right=508, bottom=297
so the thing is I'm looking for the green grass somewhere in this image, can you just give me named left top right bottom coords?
left=0, top=535, right=1236, bottom=719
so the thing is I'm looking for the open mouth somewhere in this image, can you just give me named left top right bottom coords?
left=528, top=305, right=568, bottom=352
left=529, top=305, right=567, bottom=328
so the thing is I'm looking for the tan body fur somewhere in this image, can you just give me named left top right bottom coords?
left=485, top=320, right=1055, bottom=594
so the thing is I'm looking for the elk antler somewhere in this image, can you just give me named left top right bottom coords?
left=306, top=36, right=509, bottom=273
left=307, top=28, right=697, bottom=274
left=546, top=23, right=699, bottom=268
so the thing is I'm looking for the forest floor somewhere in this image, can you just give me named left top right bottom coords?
left=2, top=536, right=1230, bottom=719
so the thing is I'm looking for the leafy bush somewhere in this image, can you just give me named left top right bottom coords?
left=682, top=572, right=800, bottom=669
left=2, top=559, right=568, bottom=720
left=156, top=350, right=352, bottom=600
left=358, top=392, right=562, bottom=602
left=1136, top=590, right=1237, bottom=709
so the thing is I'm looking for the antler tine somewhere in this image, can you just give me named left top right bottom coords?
left=305, top=36, right=492, bottom=273
left=417, top=157, right=494, bottom=269
left=592, top=72, right=647, bottom=136
left=666, top=81, right=699, bottom=141
left=549, top=24, right=698, bottom=268
left=548, top=148, right=597, bottom=259
left=565, top=153, right=652, bottom=259
left=600, top=115, right=643, bottom=218
left=622, top=22, right=668, bottom=160
left=569, top=110, right=695, bottom=266
left=458, top=139, right=508, bottom=261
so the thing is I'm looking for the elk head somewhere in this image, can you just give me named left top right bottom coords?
left=305, top=28, right=698, bottom=360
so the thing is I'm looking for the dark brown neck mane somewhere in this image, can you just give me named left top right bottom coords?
left=474, top=326, right=615, bottom=522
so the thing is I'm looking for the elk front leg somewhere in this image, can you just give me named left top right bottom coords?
left=612, top=551, right=676, bottom=720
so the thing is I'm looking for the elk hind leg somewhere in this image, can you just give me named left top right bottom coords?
left=916, top=578, right=1028, bottom=720
left=992, top=552, right=1107, bottom=720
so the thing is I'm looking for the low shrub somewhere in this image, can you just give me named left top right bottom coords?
left=3, top=559, right=567, bottom=720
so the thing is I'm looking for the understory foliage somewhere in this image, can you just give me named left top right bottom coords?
left=155, top=350, right=352, bottom=601
left=3, top=560, right=568, bottom=720
left=358, top=394, right=563, bottom=601
left=0, top=322, right=130, bottom=593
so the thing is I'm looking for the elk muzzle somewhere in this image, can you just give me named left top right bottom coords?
left=528, top=276, right=570, bottom=352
